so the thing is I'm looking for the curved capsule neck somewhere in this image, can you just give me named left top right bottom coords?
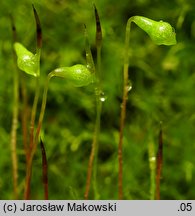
left=131, top=16, right=154, bottom=28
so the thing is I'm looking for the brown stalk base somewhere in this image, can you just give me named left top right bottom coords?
left=155, top=124, right=163, bottom=200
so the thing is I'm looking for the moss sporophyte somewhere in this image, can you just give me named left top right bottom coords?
left=84, top=5, right=103, bottom=200
left=13, top=5, right=42, bottom=199
left=14, top=7, right=95, bottom=199
left=118, top=16, right=176, bottom=199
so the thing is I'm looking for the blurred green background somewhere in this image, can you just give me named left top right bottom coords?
left=0, top=0, right=195, bottom=199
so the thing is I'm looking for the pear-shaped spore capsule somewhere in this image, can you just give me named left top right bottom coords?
left=14, top=42, right=40, bottom=77
left=52, top=64, right=94, bottom=87
left=132, top=16, right=177, bottom=45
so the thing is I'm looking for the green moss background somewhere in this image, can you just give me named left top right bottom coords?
left=0, top=0, right=195, bottom=199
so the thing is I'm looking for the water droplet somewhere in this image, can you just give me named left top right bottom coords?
left=100, top=91, right=107, bottom=102
left=127, top=80, right=133, bottom=92
left=127, top=85, right=132, bottom=92
left=100, top=97, right=106, bottom=102
left=149, top=156, right=156, bottom=162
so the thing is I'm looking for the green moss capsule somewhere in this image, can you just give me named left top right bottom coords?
left=14, top=42, right=40, bottom=77
left=132, top=16, right=177, bottom=45
left=51, top=64, right=95, bottom=87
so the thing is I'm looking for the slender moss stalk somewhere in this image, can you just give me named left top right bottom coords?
left=118, top=16, right=176, bottom=199
left=24, top=73, right=50, bottom=200
left=148, top=137, right=156, bottom=200
left=24, top=78, right=40, bottom=199
left=29, top=5, right=42, bottom=152
left=10, top=65, right=19, bottom=199
left=20, top=76, right=29, bottom=163
left=118, top=17, right=133, bottom=200
left=10, top=15, right=19, bottom=199
left=84, top=5, right=102, bottom=200
left=92, top=99, right=102, bottom=199
left=40, top=139, right=49, bottom=200
left=24, top=5, right=42, bottom=199
left=92, top=5, right=103, bottom=200
left=85, top=97, right=102, bottom=200
left=155, top=122, right=163, bottom=200
left=29, top=79, right=40, bottom=152
left=34, top=73, right=52, bottom=154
